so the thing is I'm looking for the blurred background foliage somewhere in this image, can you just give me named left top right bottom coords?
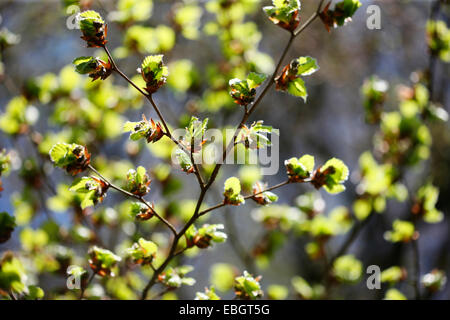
left=0, top=0, right=449, bottom=300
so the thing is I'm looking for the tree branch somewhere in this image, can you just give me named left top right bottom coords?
left=87, top=164, right=177, bottom=236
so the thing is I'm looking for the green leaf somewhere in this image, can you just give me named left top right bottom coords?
left=229, top=73, right=267, bottom=105
left=78, top=10, right=104, bottom=36
left=72, top=56, right=99, bottom=74
left=69, top=177, right=108, bottom=209
left=140, top=55, right=169, bottom=93
left=332, top=255, right=362, bottom=283
left=224, top=177, right=245, bottom=205
left=295, top=57, right=319, bottom=76
left=384, top=288, right=407, bottom=300
left=126, top=238, right=158, bottom=265
left=381, top=266, right=406, bottom=284
left=384, top=220, right=416, bottom=243
left=49, top=143, right=91, bottom=175
left=318, top=158, right=349, bottom=194
left=88, top=246, right=121, bottom=277
left=287, top=78, right=307, bottom=101
left=195, top=286, right=221, bottom=300
left=234, top=271, right=263, bottom=300
left=284, top=155, right=315, bottom=181
left=263, top=0, right=301, bottom=32
left=126, top=166, right=151, bottom=196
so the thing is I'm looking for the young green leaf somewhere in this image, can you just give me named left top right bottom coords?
left=126, top=166, right=151, bottom=196
left=88, top=246, right=121, bottom=277
left=234, top=270, right=263, bottom=300
left=123, top=114, right=164, bottom=143
left=139, top=55, right=169, bottom=94
left=223, top=177, right=245, bottom=205
left=263, top=0, right=301, bottom=32
left=69, top=176, right=108, bottom=209
left=77, top=10, right=108, bottom=47
left=126, top=238, right=158, bottom=265
left=72, top=56, right=112, bottom=81
left=311, top=158, right=349, bottom=194
left=49, top=143, right=91, bottom=175
left=229, top=72, right=267, bottom=106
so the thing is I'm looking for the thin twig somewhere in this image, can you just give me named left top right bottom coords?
left=87, top=164, right=177, bottom=236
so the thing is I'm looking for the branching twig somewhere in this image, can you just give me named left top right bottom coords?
left=87, top=164, right=177, bottom=236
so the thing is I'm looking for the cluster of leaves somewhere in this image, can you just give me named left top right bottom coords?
left=88, top=246, right=121, bottom=277
left=126, top=166, right=151, bottom=196
left=69, top=176, right=109, bottom=209
left=126, top=238, right=158, bottom=266
left=263, top=0, right=301, bottom=32
left=285, top=155, right=349, bottom=194
left=50, top=143, right=91, bottom=175
left=427, top=20, right=450, bottom=62
left=158, top=265, right=196, bottom=289
left=229, top=73, right=266, bottom=106
left=275, top=57, right=319, bottom=101
left=185, top=224, right=227, bottom=249
left=319, top=0, right=362, bottom=32
left=123, top=115, right=164, bottom=144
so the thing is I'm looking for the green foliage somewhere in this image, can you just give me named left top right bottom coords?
left=0, top=212, right=16, bottom=244
left=126, top=238, right=158, bottom=265
left=229, top=72, right=267, bottom=106
left=381, top=266, right=406, bottom=285
left=123, top=115, right=164, bottom=143
left=361, top=76, right=389, bottom=123
left=173, top=3, right=203, bottom=40
left=384, top=288, right=407, bottom=300
left=285, top=155, right=315, bottom=182
left=223, top=177, right=245, bottom=205
left=263, top=0, right=301, bottom=32
left=313, top=158, right=349, bottom=194
left=0, top=96, right=37, bottom=135
left=140, top=55, right=169, bottom=94
left=291, top=276, right=324, bottom=300
left=77, top=10, right=107, bottom=47
left=49, top=143, right=91, bottom=175
left=109, top=0, right=153, bottom=23
left=159, top=265, right=196, bottom=288
left=210, top=263, right=235, bottom=292
left=167, top=60, right=199, bottom=93
left=426, top=20, right=450, bottom=62
left=251, top=181, right=278, bottom=206
left=237, top=121, right=273, bottom=149
left=384, top=220, right=416, bottom=243
left=130, top=202, right=154, bottom=221
left=267, top=284, right=288, bottom=300
left=88, top=246, right=121, bottom=277
left=186, top=224, right=227, bottom=249
left=332, top=255, right=363, bottom=284
left=234, top=271, right=263, bottom=300
left=195, top=286, right=221, bottom=300
left=120, top=25, right=175, bottom=55
left=413, top=183, right=443, bottom=223
left=126, top=166, right=151, bottom=196
left=275, top=57, right=319, bottom=101
left=319, top=0, right=362, bottom=31
left=70, top=176, right=109, bottom=209
left=73, top=56, right=112, bottom=81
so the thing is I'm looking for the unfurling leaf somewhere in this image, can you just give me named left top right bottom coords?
left=158, top=265, right=196, bottom=288
left=263, top=0, right=301, bottom=32
left=77, top=10, right=108, bottom=47
left=223, top=177, right=245, bottom=205
left=72, top=56, right=112, bottom=81
left=384, top=220, right=417, bottom=243
left=130, top=202, right=154, bottom=221
left=70, top=176, right=109, bottom=209
left=319, top=0, right=362, bottom=32
left=285, top=155, right=315, bottom=182
left=123, top=114, right=164, bottom=143
left=234, top=271, right=263, bottom=300
left=126, top=238, right=158, bottom=265
left=49, top=143, right=91, bottom=175
left=186, top=224, right=227, bottom=249
left=275, top=57, right=319, bottom=102
left=237, top=121, right=273, bottom=149
left=229, top=72, right=267, bottom=106
left=311, top=158, right=349, bottom=194
left=88, top=246, right=121, bottom=277
left=195, top=286, right=221, bottom=300
left=412, top=183, right=443, bottom=224
left=251, top=181, right=278, bottom=206
left=182, top=116, right=208, bottom=152
left=126, top=166, right=151, bottom=196
left=139, top=55, right=169, bottom=94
